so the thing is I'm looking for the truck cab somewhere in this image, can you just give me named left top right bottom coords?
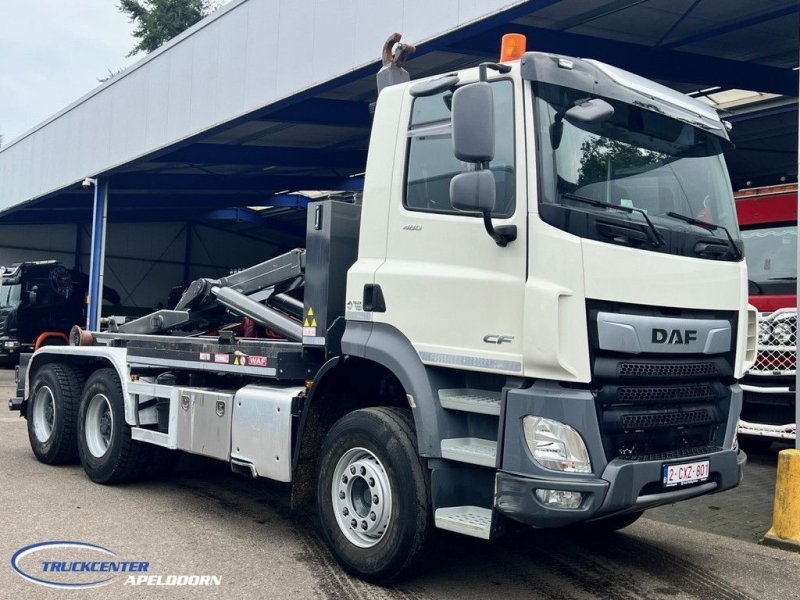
left=735, top=184, right=797, bottom=448
left=0, top=262, right=85, bottom=364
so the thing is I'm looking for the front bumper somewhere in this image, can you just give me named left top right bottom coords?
left=495, top=448, right=745, bottom=527
left=496, top=380, right=744, bottom=527
left=0, top=339, right=20, bottom=360
left=739, top=381, right=795, bottom=440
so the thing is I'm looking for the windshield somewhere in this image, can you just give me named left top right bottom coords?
left=0, top=283, right=21, bottom=309
left=741, top=225, right=797, bottom=283
left=534, top=82, right=739, bottom=249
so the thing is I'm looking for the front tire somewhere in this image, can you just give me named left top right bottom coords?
left=27, top=363, right=84, bottom=464
left=316, top=407, right=437, bottom=584
left=77, top=368, right=148, bottom=484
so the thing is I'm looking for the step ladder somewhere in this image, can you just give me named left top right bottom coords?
left=434, top=506, right=493, bottom=539
left=441, top=437, right=497, bottom=467
left=438, top=388, right=501, bottom=415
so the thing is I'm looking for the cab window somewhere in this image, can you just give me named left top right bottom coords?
left=404, top=80, right=515, bottom=218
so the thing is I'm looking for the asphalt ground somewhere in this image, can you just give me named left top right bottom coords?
left=1, top=368, right=799, bottom=600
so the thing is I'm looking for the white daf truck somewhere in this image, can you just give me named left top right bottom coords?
left=10, top=37, right=756, bottom=583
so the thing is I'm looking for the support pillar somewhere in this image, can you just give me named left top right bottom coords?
left=87, top=178, right=109, bottom=331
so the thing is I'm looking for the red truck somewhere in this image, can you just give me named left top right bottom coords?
left=736, top=184, right=797, bottom=450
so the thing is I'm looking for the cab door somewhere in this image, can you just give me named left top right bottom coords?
left=373, top=76, right=527, bottom=375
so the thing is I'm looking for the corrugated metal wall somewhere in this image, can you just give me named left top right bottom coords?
left=0, top=223, right=280, bottom=308
left=0, top=0, right=523, bottom=212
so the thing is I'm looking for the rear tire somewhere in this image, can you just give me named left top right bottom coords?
left=316, top=407, right=437, bottom=584
left=27, top=363, right=84, bottom=464
left=77, top=368, right=148, bottom=484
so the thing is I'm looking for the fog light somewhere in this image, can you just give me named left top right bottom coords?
left=4, top=341, right=19, bottom=349
left=523, top=416, right=592, bottom=473
left=534, top=489, right=583, bottom=509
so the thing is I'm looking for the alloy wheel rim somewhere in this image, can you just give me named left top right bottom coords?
left=331, top=447, right=393, bottom=548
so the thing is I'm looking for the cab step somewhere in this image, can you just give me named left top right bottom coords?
left=438, top=389, right=501, bottom=415
left=441, top=437, right=497, bottom=467
left=434, top=506, right=493, bottom=539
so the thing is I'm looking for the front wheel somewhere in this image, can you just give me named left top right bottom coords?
left=316, top=407, right=437, bottom=584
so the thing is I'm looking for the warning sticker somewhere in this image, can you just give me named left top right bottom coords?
left=233, top=356, right=246, bottom=366
left=247, top=356, right=268, bottom=367
left=303, top=306, right=318, bottom=337
left=214, top=354, right=230, bottom=364
left=199, top=353, right=211, bottom=361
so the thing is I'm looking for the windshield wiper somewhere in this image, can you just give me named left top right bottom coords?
left=767, top=277, right=797, bottom=281
left=561, top=193, right=663, bottom=247
left=665, top=211, right=742, bottom=260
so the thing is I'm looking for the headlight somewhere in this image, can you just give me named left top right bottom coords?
left=522, top=416, right=592, bottom=473
left=772, top=320, right=794, bottom=345
left=4, top=341, right=18, bottom=349
left=758, top=321, right=772, bottom=345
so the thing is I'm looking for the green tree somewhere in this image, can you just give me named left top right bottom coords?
left=577, top=137, right=663, bottom=187
left=120, top=0, right=217, bottom=57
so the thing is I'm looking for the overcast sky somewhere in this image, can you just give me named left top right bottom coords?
left=0, top=1, right=230, bottom=145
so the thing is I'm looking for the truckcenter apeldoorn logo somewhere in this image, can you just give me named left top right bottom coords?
left=12, top=541, right=221, bottom=589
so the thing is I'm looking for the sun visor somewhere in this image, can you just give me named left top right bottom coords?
left=520, top=52, right=730, bottom=143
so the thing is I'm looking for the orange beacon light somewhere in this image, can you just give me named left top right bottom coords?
left=500, top=33, right=527, bottom=62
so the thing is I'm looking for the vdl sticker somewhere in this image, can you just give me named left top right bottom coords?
left=663, top=460, right=710, bottom=488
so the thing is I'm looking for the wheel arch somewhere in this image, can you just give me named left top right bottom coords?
left=26, top=347, right=133, bottom=424
left=290, top=321, right=448, bottom=512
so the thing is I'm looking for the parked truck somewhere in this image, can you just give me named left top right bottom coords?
left=736, top=184, right=797, bottom=450
left=0, top=261, right=119, bottom=365
left=9, top=36, right=755, bottom=583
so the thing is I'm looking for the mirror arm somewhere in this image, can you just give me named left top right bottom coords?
left=478, top=62, right=512, bottom=82
left=482, top=212, right=517, bottom=247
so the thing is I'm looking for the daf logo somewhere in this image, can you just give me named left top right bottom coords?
left=651, top=328, right=698, bottom=345
left=483, top=334, right=514, bottom=345
left=402, top=224, right=423, bottom=231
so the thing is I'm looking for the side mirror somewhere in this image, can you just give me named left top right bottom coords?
left=451, top=82, right=495, bottom=163
left=451, top=171, right=496, bottom=214
left=27, top=286, right=38, bottom=305
left=564, top=98, right=614, bottom=125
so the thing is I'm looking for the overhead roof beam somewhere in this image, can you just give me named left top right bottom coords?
left=108, top=173, right=364, bottom=192
left=550, top=0, right=651, bottom=31
left=660, top=4, right=800, bottom=50
left=260, top=98, right=373, bottom=129
left=452, top=24, right=798, bottom=95
left=654, top=0, right=702, bottom=46
left=159, top=144, right=367, bottom=169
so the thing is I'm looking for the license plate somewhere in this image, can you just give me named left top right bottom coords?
left=662, top=460, right=710, bottom=488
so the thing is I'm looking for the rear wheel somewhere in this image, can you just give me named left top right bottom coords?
left=316, top=407, right=437, bottom=584
left=27, top=363, right=84, bottom=464
left=77, top=368, right=148, bottom=484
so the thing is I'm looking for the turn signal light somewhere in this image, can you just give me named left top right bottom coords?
left=500, top=33, right=526, bottom=62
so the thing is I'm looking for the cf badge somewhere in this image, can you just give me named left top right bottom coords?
left=483, top=334, right=514, bottom=345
